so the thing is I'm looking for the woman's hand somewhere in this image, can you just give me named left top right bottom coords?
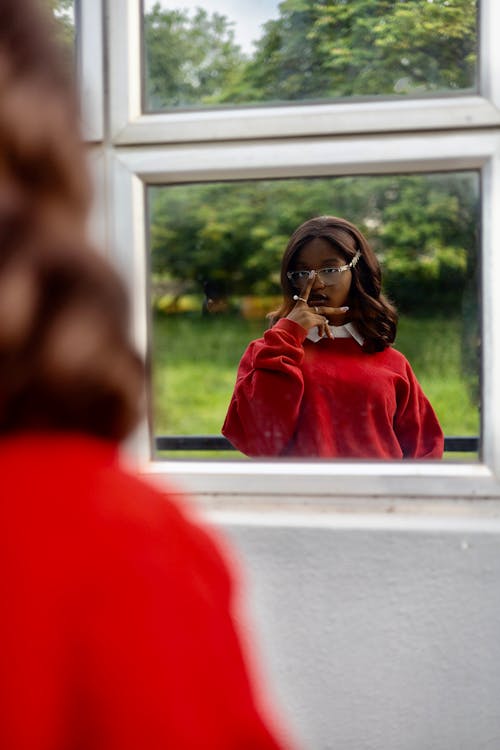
left=285, top=272, right=349, bottom=340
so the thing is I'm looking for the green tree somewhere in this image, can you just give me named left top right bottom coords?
left=47, top=0, right=75, bottom=49
left=319, top=0, right=477, bottom=94
left=369, top=174, right=478, bottom=310
left=217, top=0, right=332, bottom=103
left=144, top=0, right=477, bottom=106
left=228, top=0, right=477, bottom=103
left=144, top=3, right=246, bottom=109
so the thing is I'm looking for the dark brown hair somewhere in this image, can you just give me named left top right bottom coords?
left=269, top=215, right=398, bottom=352
left=0, top=0, right=91, bottom=246
left=0, top=237, right=145, bottom=440
left=0, top=0, right=144, bottom=439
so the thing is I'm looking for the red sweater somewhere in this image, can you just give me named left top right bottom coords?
left=222, top=318, right=443, bottom=459
left=0, top=432, right=292, bottom=750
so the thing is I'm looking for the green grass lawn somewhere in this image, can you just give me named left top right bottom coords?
left=151, top=312, right=479, bottom=460
left=395, top=316, right=479, bottom=436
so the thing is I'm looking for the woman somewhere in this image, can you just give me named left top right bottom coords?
left=0, top=1, right=293, bottom=748
left=222, top=215, right=443, bottom=459
left=0, top=238, right=291, bottom=750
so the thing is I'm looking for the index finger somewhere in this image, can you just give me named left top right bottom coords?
left=296, top=271, right=315, bottom=302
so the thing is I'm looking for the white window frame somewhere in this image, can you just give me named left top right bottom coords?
left=110, top=131, right=500, bottom=499
left=95, top=0, right=500, bottom=503
left=108, top=0, right=500, bottom=144
left=77, top=0, right=104, bottom=143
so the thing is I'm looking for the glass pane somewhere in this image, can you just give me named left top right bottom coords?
left=142, top=0, right=478, bottom=111
left=47, top=0, right=76, bottom=50
left=148, top=172, right=480, bottom=461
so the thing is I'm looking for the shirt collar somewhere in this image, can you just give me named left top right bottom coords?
left=306, top=322, right=364, bottom=346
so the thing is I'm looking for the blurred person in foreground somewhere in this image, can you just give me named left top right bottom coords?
left=0, top=1, right=294, bottom=748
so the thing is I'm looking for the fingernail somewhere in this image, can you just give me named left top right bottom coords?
left=340, top=306, right=349, bottom=312
left=308, top=270, right=315, bottom=278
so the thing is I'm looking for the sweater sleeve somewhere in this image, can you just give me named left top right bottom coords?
left=393, top=360, right=444, bottom=458
left=76, top=471, right=293, bottom=750
left=222, top=318, right=307, bottom=456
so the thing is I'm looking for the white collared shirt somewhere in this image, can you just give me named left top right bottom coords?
left=306, top=322, right=365, bottom=346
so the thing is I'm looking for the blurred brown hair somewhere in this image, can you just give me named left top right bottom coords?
left=0, top=0, right=91, bottom=245
left=0, top=0, right=145, bottom=439
left=0, top=238, right=145, bottom=440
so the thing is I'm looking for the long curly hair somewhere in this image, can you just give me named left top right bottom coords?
left=0, top=0, right=144, bottom=440
left=269, top=215, right=398, bottom=352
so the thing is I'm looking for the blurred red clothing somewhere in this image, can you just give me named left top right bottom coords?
left=0, top=432, right=291, bottom=750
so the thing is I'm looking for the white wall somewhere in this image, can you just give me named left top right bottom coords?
left=213, top=511, right=500, bottom=750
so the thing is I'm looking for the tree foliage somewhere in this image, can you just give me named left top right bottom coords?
left=258, top=0, right=477, bottom=100
left=144, top=0, right=477, bottom=106
left=47, top=0, right=75, bottom=49
left=144, top=3, right=245, bottom=109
